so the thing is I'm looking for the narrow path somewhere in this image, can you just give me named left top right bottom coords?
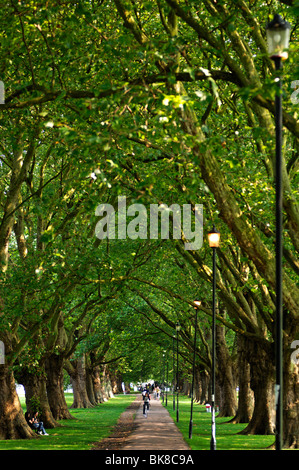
left=122, top=396, right=190, bottom=451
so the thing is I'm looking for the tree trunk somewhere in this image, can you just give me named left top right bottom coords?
left=18, top=368, right=59, bottom=428
left=193, top=368, right=202, bottom=403
left=216, top=325, right=238, bottom=417
left=45, top=354, right=74, bottom=420
left=101, top=366, right=114, bottom=399
left=86, top=366, right=97, bottom=406
left=283, top=354, right=299, bottom=448
left=241, top=380, right=274, bottom=435
left=91, top=365, right=114, bottom=403
left=199, top=370, right=209, bottom=404
left=108, top=368, right=123, bottom=394
left=240, top=340, right=275, bottom=435
left=68, top=357, right=94, bottom=409
left=183, top=380, right=191, bottom=397
left=92, top=365, right=106, bottom=403
left=230, top=335, right=254, bottom=424
left=0, top=365, right=35, bottom=439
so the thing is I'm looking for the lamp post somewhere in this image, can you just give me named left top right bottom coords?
left=173, top=335, right=176, bottom=411
left=162, top=352, right=165, bottom=403
left=208, top=225, right=220, bottom=451
left=189, top=299, right=201, bottom=439
left=266, top=14, right=291, bottom=452
left=166, top=351, right=169, bottom=406
left=176, top=321, right=181, bottom=422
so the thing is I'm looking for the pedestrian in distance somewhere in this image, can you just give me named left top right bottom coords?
left=143, top=391, right=150, bottom=417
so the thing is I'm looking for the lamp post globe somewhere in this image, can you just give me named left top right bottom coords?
left=208, top=225, right=220, bottom=248
left=266, top=14, right=291, bottom=61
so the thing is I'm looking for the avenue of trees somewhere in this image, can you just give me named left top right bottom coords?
left=0, top=0, right=298, bottom=448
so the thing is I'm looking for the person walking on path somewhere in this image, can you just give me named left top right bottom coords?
left=143, top=391, right=150, bottom=416
left=122, top=394, right=190, bottom=450
left=142, top=386, right=151, bottom=416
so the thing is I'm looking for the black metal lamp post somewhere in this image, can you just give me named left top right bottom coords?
left=189, top=299, right=201, bottom=439
left=172, top=335, right=176, bottom=411
left=208, top=225, right=220, bottom=451
left=162, top=352, right=165, bottom=403
left=176, top=321, right=181, bottom=422
left=166, top=351, right=169, bottom=406
left=266, top=14, right=291, bottom=452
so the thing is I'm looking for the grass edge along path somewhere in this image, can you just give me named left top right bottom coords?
left=162, top=394, right=276, bottom=451
left=0, top=392, right=290, bottom=451
left=0, top=393, right=137, bottom=451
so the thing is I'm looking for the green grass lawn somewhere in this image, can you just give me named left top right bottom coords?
left=163, top=394, right=275, bottom=451
left=0, top=393, right=137, bottom=450
left=0, top=392, right=284, bottom=451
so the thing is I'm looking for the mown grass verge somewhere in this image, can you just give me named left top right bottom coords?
left=162, top=394, right=276, bottom=451
left=0, top=393, right=136, bottom=450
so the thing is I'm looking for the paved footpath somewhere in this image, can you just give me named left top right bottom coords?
left=122, top=397, right=190, bottom=451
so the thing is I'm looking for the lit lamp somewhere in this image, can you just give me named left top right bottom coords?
left=176, top=321, right=181, bottom=423
left=266, top=14, right=291, bottom=61
left=208, top=225, right=220, bottom=450
left=189, top=300, right=201, bottom=439
left=207, top=226, right=220, bottom=248
left=266, top=13, right=291, bottom=452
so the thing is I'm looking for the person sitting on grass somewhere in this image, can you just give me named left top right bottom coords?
left=25, top=411, right=48, bottom=435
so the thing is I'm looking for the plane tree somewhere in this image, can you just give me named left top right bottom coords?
left=0, top=0, right=298, bottom=447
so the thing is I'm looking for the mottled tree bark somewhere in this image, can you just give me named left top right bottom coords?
left=0, top=365, right=35, bottom=440
left=45, top=354, right=74, bottom=420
